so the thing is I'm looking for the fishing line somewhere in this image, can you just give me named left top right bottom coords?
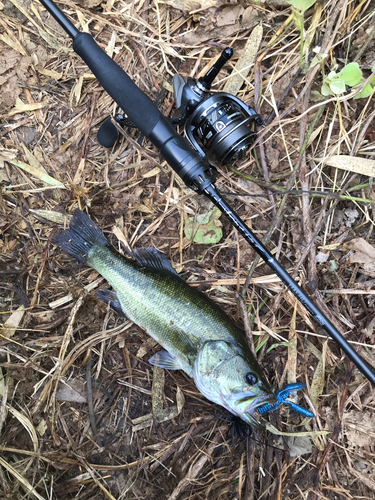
left=217, top=413, right=286, bottom=452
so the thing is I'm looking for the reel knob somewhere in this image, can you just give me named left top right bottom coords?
left=184, top=93, right=262, bottom=164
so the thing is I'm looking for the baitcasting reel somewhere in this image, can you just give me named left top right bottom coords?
left=97, top=47, right=262, bottom=164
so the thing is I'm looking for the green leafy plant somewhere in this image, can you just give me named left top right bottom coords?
left=286, top=0, right=317, bottom=70
left=266, top=341, right=295, bottom=353
left=321, top=62, right=375, bottom=99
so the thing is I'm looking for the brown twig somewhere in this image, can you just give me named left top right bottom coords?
left=236, top=293, right=256, bottom=356
left=86, top=351, right=98, bottom=439
left=254, top=61, right=276, bottom=215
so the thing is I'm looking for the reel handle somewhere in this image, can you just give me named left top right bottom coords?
left=199, top=47, right=233, bottom=89
left=97, top=114, right=137, bottom=148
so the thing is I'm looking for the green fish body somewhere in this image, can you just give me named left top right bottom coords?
left=53, top=210, right=275, bottom=428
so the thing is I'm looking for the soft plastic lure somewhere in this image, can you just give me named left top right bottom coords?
left=257, top=383, right=315, bottom=418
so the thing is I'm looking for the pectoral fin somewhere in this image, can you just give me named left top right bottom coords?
left=149, top=350, right=182, bottom=370
left=96, top=289, right=127, bottom=318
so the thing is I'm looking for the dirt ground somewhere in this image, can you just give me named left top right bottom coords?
left=1, top=0, right=375, bottom=498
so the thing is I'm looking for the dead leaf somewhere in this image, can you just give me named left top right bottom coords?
left=323, top=155, right=375, bottom=177
left=0, top=48, right=31, bottom=114
left=223, top=24, right=262, bottom=95
left=216, top=5, right=243, bottom=27
left=242, top=6, right=258, bottom=23
left=21, top=144, right=48, bottom=174
left=143, top=166, right=160, bottom=178
left=29, top=209, right=72, bottom=223
left=55, top=379, right=88, bottom=403
left=159, top=0, right=217, bottom=12
left=70, top=75, right=83, bottom=107
left=343, top=208, right=359, bottom=228
left=343, top=410, right=375, bottom=448
left=285, top=435, right=313, bottom=456
left=152, top=365, right=164, bottom=421
left=265, top=140, right=281, bottom=171
left=36, top=419, right=48, bottom=436
left=36, top=67, right=62, bottom=80
left=7, top=159, right=66, bottom=188
left=7, top=99, right=49, bottom=117
left=0, top=33, right=27, bottom=55
left=290, top=217, right=305, bottom=260
left=287, top=303, right=298, bottom=384
left=309, top=340, right=326, bottom=410
left=152, top=366, right=185, bottom=424
left=25, top=41, right=48, bottom=67
left=237, top=178, right=269, bottom=209
left=1, top=306, right=25, bottom=339
left=316, top=251, right=330, bottom=263
left=178, top=18, right=259, bottom=45
left=343, top=238, right=375, bottom=278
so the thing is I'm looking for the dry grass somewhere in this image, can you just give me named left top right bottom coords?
left=1, top=0, right=375, bottom=498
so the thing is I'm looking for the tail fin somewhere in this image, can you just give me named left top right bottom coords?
left=53, top=209, right=108, bottom=263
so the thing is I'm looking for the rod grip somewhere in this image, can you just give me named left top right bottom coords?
left=73, top=32, right=160, bottom=137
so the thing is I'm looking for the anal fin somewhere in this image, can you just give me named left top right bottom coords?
left=96, top=289, right=126, bottom=318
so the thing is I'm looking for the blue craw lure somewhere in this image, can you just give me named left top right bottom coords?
left=257, top=383, right=315, bottom=418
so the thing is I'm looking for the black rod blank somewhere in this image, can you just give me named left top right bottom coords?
left=39, top=0, right=78, bottom=39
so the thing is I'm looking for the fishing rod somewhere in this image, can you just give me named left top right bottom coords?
left=37, top=0, right=375, bottom=386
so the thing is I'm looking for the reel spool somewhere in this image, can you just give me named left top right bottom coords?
left=184, top=93, right=262, bottom=164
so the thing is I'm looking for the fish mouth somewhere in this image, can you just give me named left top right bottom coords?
left=233, top=393, right=276, bottom=430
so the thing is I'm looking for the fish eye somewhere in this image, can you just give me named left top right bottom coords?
left=245, top=372, right=258, bottom=385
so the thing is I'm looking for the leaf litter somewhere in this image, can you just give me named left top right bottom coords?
left=0, top=0, right=375, bottom=498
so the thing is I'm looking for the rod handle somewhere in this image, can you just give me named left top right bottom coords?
left=73, top=32, right=216, bottom=193
left=73, top=33, right=161, bottom=137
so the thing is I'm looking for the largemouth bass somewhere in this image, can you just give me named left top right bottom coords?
left=53, top=210, right=276, bottom=429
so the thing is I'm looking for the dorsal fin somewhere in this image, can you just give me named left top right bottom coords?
left=133, top=248, right=180, bottom=277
